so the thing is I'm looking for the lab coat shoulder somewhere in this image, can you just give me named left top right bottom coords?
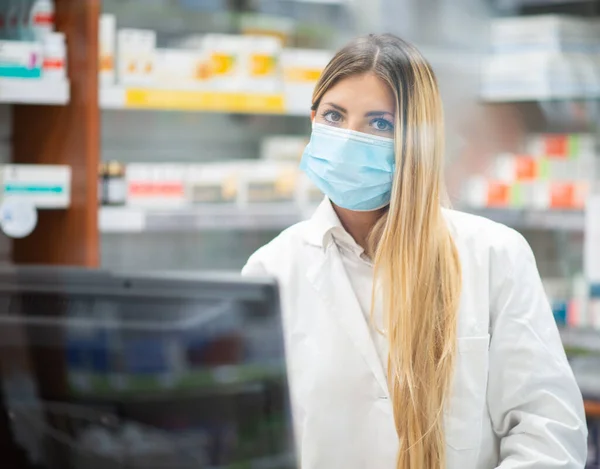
left=241, top=221, right=311, bottom=278
left=444, top=207, right=526, bottom=260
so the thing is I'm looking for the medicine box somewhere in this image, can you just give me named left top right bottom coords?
left=243, top=35, right=282, bottom=93
left=0, top=164, right=70, bottom=208
left=490, top=15, right=596, bottom=54
left=117, top=28, right=156, bottom=85
left=202, top=34, right=244, bottom=91
left=99, top=13, right=116, bottom=85
left=126, top=163, right=187, bottom=208
left=0, top=40, right=42, bottom=78
left=154, top=48, right=210, bottom=89
left=238, top=161, right=298, bottom=204
left=482, top=52, right=592, bottom=101
left=187, top=163, right=240, bottom=204
left=281, top=48, right=331, bottom=114
left=260, top=135, right=308, bottom=162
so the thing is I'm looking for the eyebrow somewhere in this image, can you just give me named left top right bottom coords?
left=323, top=102, right=347, bottom=113
left=365, top=111, right=394, bottom=118
left=322, top=102, right=394, bottom=118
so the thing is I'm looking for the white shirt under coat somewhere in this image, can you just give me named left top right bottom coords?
left=242, top=198, right=588, bottom=469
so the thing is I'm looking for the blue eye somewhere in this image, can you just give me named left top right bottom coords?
left=371, top=118, right=394, bottom=132
left=322, top=110, right=343, bottom=125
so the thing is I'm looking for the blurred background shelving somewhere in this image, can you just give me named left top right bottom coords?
left=1, top=0, right=600, bottom=466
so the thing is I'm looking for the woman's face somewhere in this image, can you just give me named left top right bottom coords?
left=312, top=72, right=396, bottom=138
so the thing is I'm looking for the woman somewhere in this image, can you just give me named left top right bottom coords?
left=243, top=34, right=587, bottom=469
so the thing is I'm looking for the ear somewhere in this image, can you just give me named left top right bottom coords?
left=310, top=110, right=316, bottom=121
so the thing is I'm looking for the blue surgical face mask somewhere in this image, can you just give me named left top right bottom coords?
left=300, top=123, right=396, bottom=211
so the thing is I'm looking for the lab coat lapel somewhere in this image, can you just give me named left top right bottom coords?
left=306, top=242, right=390, bottom=398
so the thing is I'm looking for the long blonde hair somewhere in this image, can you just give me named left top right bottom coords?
left=312, top=34, right=462, bottom=469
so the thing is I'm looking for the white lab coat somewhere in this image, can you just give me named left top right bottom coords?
left=242, top=199, right=587, bottom=469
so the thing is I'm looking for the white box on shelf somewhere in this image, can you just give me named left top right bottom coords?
left=281, top=48, right=331, bottom=115
left=187, top=162, right=241, bottom=204
left=126, top=163, right=187, bottom=208
left=117, top=28, right=156, bottom=86
left=530, top=181, right=550, bottom=210
left=202, top=34, right=245, bottom=92
left=481, top=52, right=589, bottom=101
left=243, top=35, right=283, bottom=93
left=238, top=161, right=298, bottom=205
left=99, top=206, right=145, bottom=233
left=99, top=13, right=116, bottom=86
left=260, top=135, right=308, bottom=162
left=42, top=32, right=66, bottom=81
left=0, top=164, right=70, bottom=208
left=295, top=172, right=323, bottom=208
left=463, top=176, right=488, bottom=208
left=154, top=48, right=209, bottom=89
left=0, top=77, right=69, bottom=104
left=490, top=15, right=596, bottom=54
left=0, top=40, right=42, bottom=79
left=491, top=153, right=517, bottom=182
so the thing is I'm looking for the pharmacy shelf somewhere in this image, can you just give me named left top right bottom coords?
left=512, top=0, right=596, bottom=5
left=561, top=328, right=600, bottom=353
left=280, top=0, right=346, bottom=3
left=101, top=206, right=585, bottom=233
left=480, top=93, right=599, bottom=103
left=100, top=85, right=311, bottom=115
left=0, top=78, right=70, bottom=105
left=69, top=363, right=286, bottom=400
left=99, top=204, right=315, bottom=233
left=465, top=208, right=584, bottom=232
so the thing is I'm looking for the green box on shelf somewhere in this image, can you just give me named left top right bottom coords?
left=509, top=183, right=524, bottom=208
left=568, top=135, right=580, bottom=159
left=538, top=159, right=551, bottom=180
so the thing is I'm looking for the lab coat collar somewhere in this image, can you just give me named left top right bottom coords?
left=304, top=198, right=366, bottom=258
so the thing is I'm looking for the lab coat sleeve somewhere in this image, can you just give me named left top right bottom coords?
left=241, top=252, right=269, bottom=277
left=487, top=229, right=587, bottom=468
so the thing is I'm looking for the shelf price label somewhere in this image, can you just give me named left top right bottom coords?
left=124, top=88, right=285, bottom=114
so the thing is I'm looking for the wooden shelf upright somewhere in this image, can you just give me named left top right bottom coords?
left=11, top=0, right=100, bottom=267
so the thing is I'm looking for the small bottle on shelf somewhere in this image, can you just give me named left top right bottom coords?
left=104, top=161, right=126, bottom=206
left=98, top=162, right=106, bottom=205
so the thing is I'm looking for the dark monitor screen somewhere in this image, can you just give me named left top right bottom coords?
left=0, top=267, right=295, bottom=469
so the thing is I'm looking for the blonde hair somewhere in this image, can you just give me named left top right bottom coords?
left=312, top=34, right=462, bottom=469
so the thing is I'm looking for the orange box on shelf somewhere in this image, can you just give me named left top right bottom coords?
left=486, top=181, right=511, bottom=207
left=544, top=134, right=569, bottom=158
left=549, top=182, right=576, bottom=209
left=515, top=156, right=537, bottom=181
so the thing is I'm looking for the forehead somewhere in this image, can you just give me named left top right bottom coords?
left=320, top=72, right=395, bottom=113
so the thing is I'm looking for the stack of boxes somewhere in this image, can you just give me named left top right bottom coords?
left=0, top=0, right=66, bottom=81
left=99, top=135, right=320, bottom=209
left=99, top=13, right=331, bottom=97
left=483, top=15, right=600, bottom=100
left=464, top=133, right=595, bottom=210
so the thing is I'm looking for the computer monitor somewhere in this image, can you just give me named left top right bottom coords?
left=0, top=266, right=295, bottom=469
